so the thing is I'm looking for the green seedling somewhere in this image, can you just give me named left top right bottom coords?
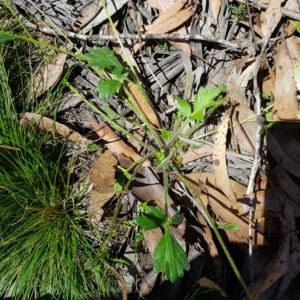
left=155, top=39, right=169, bottom=51
left=227, top=3, right=247, bottom=21
left=135, top=206, right=189, bottom=284
left=175, top=85, right=226, bottom=121
left=162, top=127, right=172, bottom=140
left=82, top=31, right=253, bottom=296
left=87, top=143, right=102, bottom=152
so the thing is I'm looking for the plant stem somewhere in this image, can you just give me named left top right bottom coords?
left=163, top=168, right=169, bottom=217
left=170, top=164, right=253, bottom=300
left=101, top=155, right=151, bottom=251
left=166, top=118, right=190, bottom=148
left=66, top=82, right=157, bottom=153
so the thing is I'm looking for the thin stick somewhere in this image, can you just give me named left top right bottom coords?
left=16, top=16, right=265, bottom=49
left=245, top=0, right=259, bottom=52
left=246, top=12, right=276, bottom=289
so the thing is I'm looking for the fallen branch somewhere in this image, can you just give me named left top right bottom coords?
left=17, top=15, right=263, bottom=49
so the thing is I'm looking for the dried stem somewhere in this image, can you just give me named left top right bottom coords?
left=246, top=12, right=276, bottom=289
left=16, top=16, right=266, bottom=50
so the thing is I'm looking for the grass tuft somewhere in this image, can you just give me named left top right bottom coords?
left=0, top=17, right=120, bottom=300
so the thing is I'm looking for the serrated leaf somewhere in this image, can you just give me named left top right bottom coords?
left=135, top=207, right=167, bottom=231
left=148, top=206, right=165, bottom=219
left=153, top=225, right=190, bottom=284
left=84, top=47, right=125, bottom=78
left=97, top=79, right=122, bottom=100
left=191, top=86, right=224, bottom=121
left=174, top=96, right=191, bottom=118
left=193, top=86, right=221, bottom=111
left=169, top=208, right=184, bottom=227
left=189, top=110, right=204, bottom=121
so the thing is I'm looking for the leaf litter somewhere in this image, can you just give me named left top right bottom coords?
left=6, top=0, right=300, bottom=298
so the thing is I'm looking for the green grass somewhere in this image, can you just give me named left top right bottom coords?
left=0, top=9, right=120, bottom=299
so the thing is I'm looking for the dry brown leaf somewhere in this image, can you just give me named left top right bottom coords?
left=286, top=34, right=300, bottom=61
left=107, top=25, right=141, bottom=73
left=126, top=82, right=161, bottom=128
left=146, top=0, right=188, bottom=27
left=196, top=212, right=223, bottom=285
left=226, top=58, right=256, bottom=105
left=198, top=277, right=228, bottom=298
left=77, top=0, right=102, bottom=29
left=33, top=52, right=67, bottom=97
left=232, top=103, right=256, bottom=154
left=262, top=78, right=275, bottom=95
left=143, top=6, right=194, bottom=35
left=276, top=244, right=300, bottom=297
left=19, top=112, right=93, bottom=144
left=139, top=271, right=158, bottom=296
left=88, top=189, right=115, bottom=219
left=210, top=0, right=222, bottom=22
left=261, top=0, right=283, bottom=37
left=213, top=115, right=237, bottom=203
left=180, top=147, right=214, bottom=165
left=143, top=228, right=163, bottom=256
left=273, top=39, right=300, bottom=120
left=185, top=173, right=267, bottom=249
left=85, top=112, right=150, bottom=167
left=91, top=150, right=117, bottom=193
left=88, top=150, right=117, bottom=218
left=251, top=212, right=290, bottom=299
left=147, top=0, right=176, bottom=11
left=145, top=0, right=191, bottom=56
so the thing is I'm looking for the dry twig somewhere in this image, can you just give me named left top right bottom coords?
left=18, top=16, right=265, bottom=50
left=246, top=12, right=276, bottom=289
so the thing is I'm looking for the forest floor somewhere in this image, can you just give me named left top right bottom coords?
left=1, top=0, right=300, bottom=299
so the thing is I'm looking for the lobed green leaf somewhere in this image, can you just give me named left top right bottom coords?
left=97, top=79, right=122, bottom=100
left=153, top=225, right=190, bottom=284
left=174, top=96, right=191, bottom=118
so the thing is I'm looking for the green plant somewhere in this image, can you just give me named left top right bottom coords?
left=135, top=206, right=189, bottom=284
left=296, top=21, right=300, bottom=33
left=0, top=28, right=120, bottom=299
left=81, top=38, right=254, bottom=297
left=0, top=0, right=256, bottom=294
left=227, top=3, right=247, bottom=21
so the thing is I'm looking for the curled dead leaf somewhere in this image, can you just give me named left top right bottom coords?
left=251, top=212, right=290, bottom=299
left=273, top=39, right=300, bottom=120
left=33, top=52, right=67, bottom=97
left=198, top=277, right=228, bottom=298
left=19, top=112, right=93, bottom=145
left=126, top=82, right=161, bottom=128
left=88, top=150, right=117, bottom=219
left=85, top=112, right=150, bottom=167
left=213, top=115, right=237, bottom=203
